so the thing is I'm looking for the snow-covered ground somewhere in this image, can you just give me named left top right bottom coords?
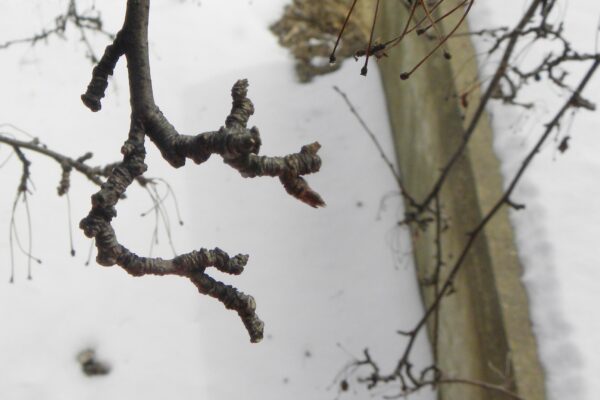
left=0, top=1, right=433, bottom=399
left=469, top=2, right=600, bottom=399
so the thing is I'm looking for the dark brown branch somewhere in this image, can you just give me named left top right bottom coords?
left=329, top=0, right=359, bottom=64
left=399, top=0, right=474, bottom=81
left=360, top=0, right=381, bottom=76
left=348, top=0, right=472, bottom=78
left=79, top=0, right=323, bottom=342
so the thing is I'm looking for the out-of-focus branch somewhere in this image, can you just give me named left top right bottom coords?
left=335, top=53, right=599, bottom=400
left=418, top=0, right=545, bottom=212
left=333, top=0, right=599, bottom=390
left=0, top=0, right=114, bottom=63
left=0, top=126, right=161, bottom=282
left=333, top=86, right=417, bottom=209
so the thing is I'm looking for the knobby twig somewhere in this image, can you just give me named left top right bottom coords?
left=78, top=0, right=324, bottom=342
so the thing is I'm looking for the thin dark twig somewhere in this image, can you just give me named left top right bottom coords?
left=389, top=0, right=421, bottom=48
left=418, top=0, right=545, bottom=210
left=330, top=0, right=359, bottom=64
left=333, top=86, right=418, bottom=208
left=407, top=0, right=467, bottom=39
left=413, top=0, right=448, bottom=35
left=361, top=0, right=381, bottom=76
left=418, top=0, right=451, bottom=58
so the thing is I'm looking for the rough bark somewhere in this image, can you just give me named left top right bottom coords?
left=80, top=0, right=324, bottom=342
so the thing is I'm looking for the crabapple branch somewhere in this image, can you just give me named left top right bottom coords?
left=79, top=0, right=323, bottom=342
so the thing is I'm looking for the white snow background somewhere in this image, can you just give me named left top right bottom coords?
left=469, top=1, right=600, bottom=399
left=3, top=1, right=597, bottom=399
left=0, top=1, right=433, bottom=400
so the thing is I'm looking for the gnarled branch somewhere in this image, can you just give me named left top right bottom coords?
left=79, top=0, right=323, bottom=342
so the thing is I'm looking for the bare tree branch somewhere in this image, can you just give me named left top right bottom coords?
left=78, top=0, right=324, bottom=342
